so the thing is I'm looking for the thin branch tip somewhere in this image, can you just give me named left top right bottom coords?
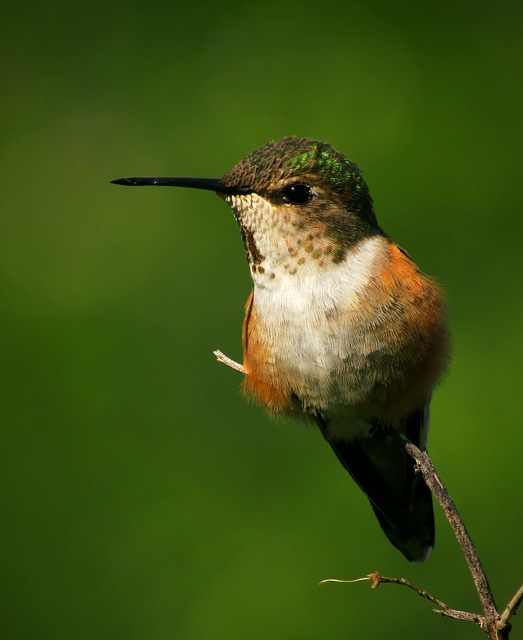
left=319, top=576, right=370, bottom=586
left=213, top=349, right=246, bottom=374
left=500, top=583, right=523, bottom=632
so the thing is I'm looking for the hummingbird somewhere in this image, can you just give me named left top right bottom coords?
left=112, top=136, right=449, bottom=562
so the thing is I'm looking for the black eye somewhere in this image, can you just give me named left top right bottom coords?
left=282, top=183, right=313, bottom=205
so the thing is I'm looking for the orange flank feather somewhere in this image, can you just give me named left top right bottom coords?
left=370, top=242, right=449, bottom=421
left=241, top=291, right=295, bottom=413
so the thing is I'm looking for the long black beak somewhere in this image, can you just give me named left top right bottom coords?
left=111, top=176, right=250, bottom=196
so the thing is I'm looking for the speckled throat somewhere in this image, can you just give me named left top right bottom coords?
left=226, top=193, right=328, bottom=282
left=224, top=189, right=383, bottom=288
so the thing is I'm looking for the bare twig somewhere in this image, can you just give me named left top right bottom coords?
left=320, top=573, right=482, bottom=624
left=402, top=440, right=500, bottom=637
left=213, top=350, right=245, bottom=374
left=499, top=583, right=523, bottom=638
left=321, top=441, right=521, bottom=638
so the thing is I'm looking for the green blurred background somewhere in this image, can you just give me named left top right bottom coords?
left=1, top=1, right=522, bottom=638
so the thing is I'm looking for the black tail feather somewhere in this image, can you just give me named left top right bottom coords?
left=316, top=411, right=435, bottom=562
